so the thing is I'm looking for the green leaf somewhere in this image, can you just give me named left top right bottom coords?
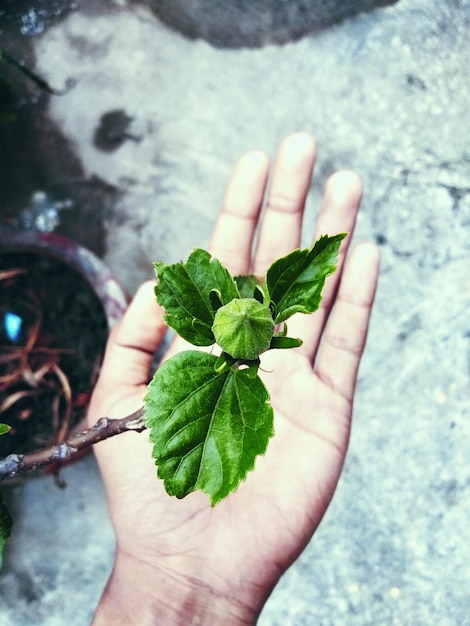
left=269, top=336, right=303, bottom=350
left=0, top=491, right=13, bottom=570
left=235, top=274, right=268, bottom=303
left=266, top=233, right=346, bottom=323
left=0, top=424, right=11, bottom=436
left=154, top=248, right=239, bottom=346
left=144, top=351, right=274, bottom=506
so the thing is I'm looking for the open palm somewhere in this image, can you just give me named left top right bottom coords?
left=89, top=133, right=379, bottom=625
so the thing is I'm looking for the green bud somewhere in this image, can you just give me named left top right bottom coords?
left=212, top=298, right=275, bottom=360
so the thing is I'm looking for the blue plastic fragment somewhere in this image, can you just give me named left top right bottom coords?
left=4, top=312, right=23, bottom=343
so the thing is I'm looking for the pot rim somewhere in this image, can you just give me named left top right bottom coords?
left=0, top=228, right=128, bottom=328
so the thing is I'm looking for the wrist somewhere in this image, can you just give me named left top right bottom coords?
left=93, top=549, right=258, bottom=625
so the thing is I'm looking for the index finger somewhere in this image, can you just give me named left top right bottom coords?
left=209, top=150, right=270, bottom=276
left=253, top=133, right=316, bottom=276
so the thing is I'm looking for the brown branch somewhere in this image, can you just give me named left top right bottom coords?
left=0, top=407, right=146, bottom=482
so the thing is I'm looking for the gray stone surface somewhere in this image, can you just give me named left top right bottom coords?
left=1, top=0, right=469, bottom=623
left=0, top=456, right=114, bottom=626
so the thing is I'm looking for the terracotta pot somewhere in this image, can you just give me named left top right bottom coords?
left=0, top=229, right=128, bottom=475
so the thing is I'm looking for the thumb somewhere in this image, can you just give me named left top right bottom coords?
left=93, top=281, right=167, bottom=394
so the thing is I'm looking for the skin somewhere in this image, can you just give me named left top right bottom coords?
left=88, top=133, right=380, bottom=625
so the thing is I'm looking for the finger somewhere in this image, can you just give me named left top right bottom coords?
left=209, top=150, right=270, bottom=276
left=314, top=242, right=380, bottom=404
left=95, top=281, right=167, bottom=391
left=290, top=170, right=363, bottom=359
left=253, top=133, right=316, bottom=276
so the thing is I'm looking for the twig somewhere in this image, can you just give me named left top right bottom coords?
left=0, top=407, right=146, bottom=481
left=1, top=49, right=76, bottom=95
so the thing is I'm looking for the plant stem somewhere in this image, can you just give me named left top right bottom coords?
left=0, top=407, right=146, bottom=481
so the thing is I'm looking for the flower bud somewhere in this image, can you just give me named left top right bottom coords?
left=212, top=298, right=274, bottom=360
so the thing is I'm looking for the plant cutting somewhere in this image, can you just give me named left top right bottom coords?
left=0, top=231, right=344, bottom=564
left=145, top=233, right=345, bottom=505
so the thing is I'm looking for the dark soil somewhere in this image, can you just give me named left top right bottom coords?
left=0, top=252, right=108, bottom=457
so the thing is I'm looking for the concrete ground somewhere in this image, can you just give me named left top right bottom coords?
left=1, top=0, right=469, bottom=624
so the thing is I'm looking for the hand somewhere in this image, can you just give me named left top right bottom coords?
left=88, top=133, right=380, bottom=625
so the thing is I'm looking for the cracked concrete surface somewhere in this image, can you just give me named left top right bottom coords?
left=0, top=0, right=469, bottom=623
